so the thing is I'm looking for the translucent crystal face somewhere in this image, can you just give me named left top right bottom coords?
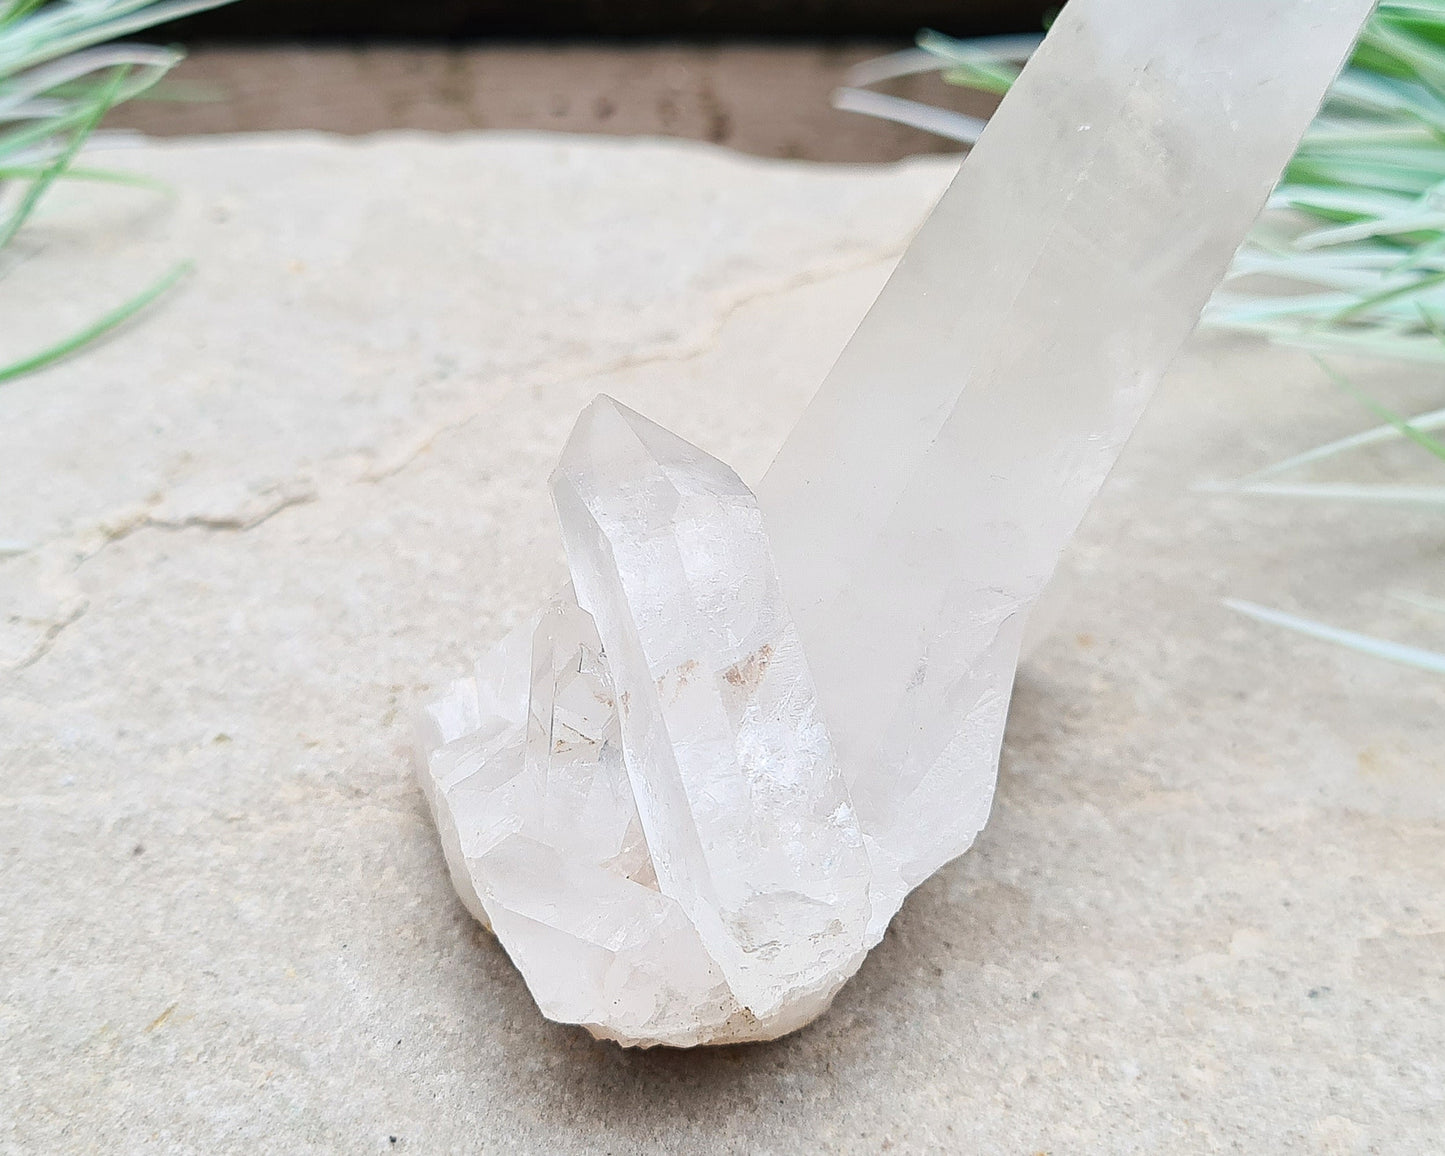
left=415, top=0, right=1375, bottom=1047
left=756, top=0, right=1380, bottom=924
left=522, top=600, right=649, bottom=881
left=417, top=598, right=737, bottom=1046
left=550, top=397, right=871, bottom=1019
left=415, top=402, right=871, bottom=1045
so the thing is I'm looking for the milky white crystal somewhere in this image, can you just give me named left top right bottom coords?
left=552, top=398, right=871, bottom=1020
left=757, top=0, right=1378, bottom=939
left=417, top=596, right=737, bottom=1047
left=416, top=0, right=1375, bottom=1046
left=417, top=400, right=869, bottom=1045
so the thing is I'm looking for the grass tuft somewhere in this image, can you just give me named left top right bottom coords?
left=0, top=0, right=232, bottom=383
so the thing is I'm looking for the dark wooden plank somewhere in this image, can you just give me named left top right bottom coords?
left=156, top=1, right=1050, bottom=40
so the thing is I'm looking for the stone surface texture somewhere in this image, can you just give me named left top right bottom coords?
left=2, top=132, right=1442, bottom=1151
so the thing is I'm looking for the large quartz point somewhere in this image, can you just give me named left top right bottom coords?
left=416, top=0, right=1375, bottom=1046
left=757, top=0, right=1378, bottom=937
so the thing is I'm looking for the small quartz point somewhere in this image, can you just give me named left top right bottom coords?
left=416, top=598, right=739, bottom=1047
left=416, top=401, right=870, bottom=1045
left=417, top=0, right=1375, bottom=1046
left=551, top=396, right=870, bottom=1021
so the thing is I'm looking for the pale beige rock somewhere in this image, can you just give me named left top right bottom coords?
left=1, top=132, right=1441, bottom=1152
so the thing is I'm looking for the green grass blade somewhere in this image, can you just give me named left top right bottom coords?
left=1394, top=590, right=1445, bottom=614
left=1379, top=2, right=1445, bottom=17
left=915, top=30, right=1039, bottom=65
left=0, top=259, right=191, bottom=384
left=1205, top=323, right=1445, bottom=362
left=844, top=47, right=944, bottom=87
left=1331, top=266, right=1445, bottom=320
left=0, top=62, right=128, bottom=250
left=0, top=162, right=166, bottom=188
left=1226, top=480, right=1445, bottom=505
left=1225, top=598, right=1445, bottom=674
left=0, top=44, right=178, bottom=119
left=1246, top=404, right=1445, bottom=477
left=831, top=87, right=986, bottom=143
left=0, top=94, right=119, bottom=163
left=1315, top=356, right=1445, bottom=461
left=3, top=0, right=232, bottom=74
left=1362, top=18, right=1445, bottom=91
left=0, top=0, right=47, bottom=28
left=1296, top=211, right=1445, bottom=247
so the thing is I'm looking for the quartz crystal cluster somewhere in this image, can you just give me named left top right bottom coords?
left=419, top=397, right=870, bottom=1045
left=416, top=0, right=1375, bottom=1047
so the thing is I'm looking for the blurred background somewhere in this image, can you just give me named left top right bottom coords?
left=103, top=0, right=1055, bottom=160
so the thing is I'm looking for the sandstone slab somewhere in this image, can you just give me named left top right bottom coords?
left=1, top=132, right=1441, bottom=1153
